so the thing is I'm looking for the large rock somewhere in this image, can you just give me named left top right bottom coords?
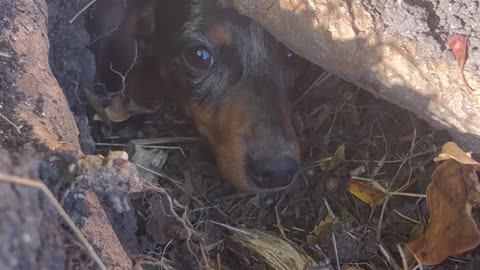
left=0, top=0, right=136, bottom=268
left=232, top=0, right=480, bottom=151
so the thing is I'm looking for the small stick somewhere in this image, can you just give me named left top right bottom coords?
left=110, top=41, right=138, bottom=95
left=294, top=71, right=332, bottom=106
left=393, top=209, right=420, bottom=225
left=378, top=243, right=401, bottom=270
left=0, top=172, right=107, bottom=270
left=332, top=233, right=340, bottom=270
left=0, top=112, right=22, bottom=134
left=397, top=244, right=408, bottom=270
left=69, top=0, right=96, bottom=24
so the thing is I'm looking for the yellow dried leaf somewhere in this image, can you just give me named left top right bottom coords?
left=346, top=180, right=385, bottom=207
left=307, top=215, right=334, bottom=246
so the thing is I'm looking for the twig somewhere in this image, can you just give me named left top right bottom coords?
left=376, top=194, right=390, bottom=240
left=208, top=220, right=258, bottom=239
left=397, top=244, right=408, bottom=270
left=130, top=137, right=199, bottom=145
left=0, top=172, right=107, bottom=270
left=377, top=124, right=417, bottom=240
left=332, top=233, right=340, bottom=270
left=96, top=142, right=187, bottom=156
left=388, top=192, right=426, bottom=198
left=88, top=24, right=120, bottom=46
left=346, top=149, right=435, bottom=164
left=0, top=112, right=22, bottom=134
left=294, top=71, right=332, bottom=106
left=69, top=0, right=96, bottom=24
left=110, top=40, right=138, bottom=95
left=393, top=209, right=420, bottom=225
left=274, top=206, right=287, bottom=239
left=378, top=243, right=401, bottom=270
left=323, top=197, right=337, bottom=219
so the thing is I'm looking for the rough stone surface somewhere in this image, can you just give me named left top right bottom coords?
left=1, top=0, right=137, bottom=269
left=0, top=0, right=80, bottom=151
left=232, top=0, right=480, bottom=152
left=366, top=0, right=480, bottom=72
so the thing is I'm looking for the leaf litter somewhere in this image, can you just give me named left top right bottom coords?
left=93, top=64, right=480, bottom=269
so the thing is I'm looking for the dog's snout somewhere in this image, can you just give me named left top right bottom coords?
left=250, top=157, right=299, bottom=189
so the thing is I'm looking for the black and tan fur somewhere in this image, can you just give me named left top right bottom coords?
left=89, top=0, right=307, bottom=192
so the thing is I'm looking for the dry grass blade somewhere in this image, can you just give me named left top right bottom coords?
left=0, top=172, right=107, bottom=270
left=275, top=206, right=287, bottom=239
left=199, top=242, right=211, bottom=269
left=378, top=243, right=401, bottom=270
left=209, top=220, right=259, bottom=239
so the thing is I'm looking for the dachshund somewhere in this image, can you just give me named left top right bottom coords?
left=88, top=0, right=307, bottom=192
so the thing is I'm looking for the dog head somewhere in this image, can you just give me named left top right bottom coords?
left=164, top=1, right=306, bottom=192
left=90, top=0, right=306, bottom=192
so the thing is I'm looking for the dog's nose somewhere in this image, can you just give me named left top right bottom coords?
left=250, top=157, right=299, bottom=189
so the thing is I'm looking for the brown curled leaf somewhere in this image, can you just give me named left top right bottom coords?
left=406, top=142, right=480, bottom=266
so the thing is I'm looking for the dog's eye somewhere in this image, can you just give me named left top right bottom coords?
left=183, top=46, right=214, bottom=70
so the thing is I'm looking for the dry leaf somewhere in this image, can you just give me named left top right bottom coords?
left=306, top=215, right=334, bottom=246
left=406, top=142, right=480, bottom=266
left=346, top=180, right=385, bottom=207
left=447, top=34, right=474, bottom=91
left=321, top=144, right=345, bottom=173
left=434, top=141, right=480, bottom=203
left=434, top=141, right=479, bottom=165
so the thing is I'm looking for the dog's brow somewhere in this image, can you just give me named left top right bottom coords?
left=237, top=23, right=271, bottom=75
left=208, top=24, right=233, bottom=47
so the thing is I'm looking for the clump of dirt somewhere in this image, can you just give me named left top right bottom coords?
left=365, top=0, right=480, bottom=72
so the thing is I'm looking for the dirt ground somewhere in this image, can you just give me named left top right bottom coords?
left=2, top=0, right=480, bottom=269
